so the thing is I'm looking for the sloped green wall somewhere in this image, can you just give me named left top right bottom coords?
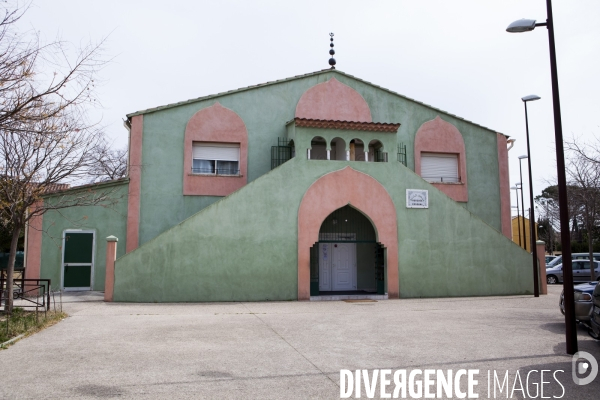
left=114, top=158, right=532, bottom=302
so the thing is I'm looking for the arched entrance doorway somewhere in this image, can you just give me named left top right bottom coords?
left=309, top=205, right=385, bottom=295
left=297, top=167, right=399, bottom=300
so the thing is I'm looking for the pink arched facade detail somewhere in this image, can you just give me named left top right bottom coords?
left=183, top=102, right=248, bottom=196
left=295, top=78, right=372, bottom=122
left=297, top=167, right=399, bottom=300
left=414, top=116, right=468, bottom=202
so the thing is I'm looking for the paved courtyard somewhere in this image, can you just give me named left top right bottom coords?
left=1, top=286, right=599, bottom=399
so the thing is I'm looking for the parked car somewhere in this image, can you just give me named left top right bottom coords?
left=546, top=260, right=600, bottom=284
left=546, top=252, right=600, bottom=269
left=545, top=255, right=557, bottom=264
left=560, top=281, right=598, bottom=326
left=589, top=282, right=600, bottom=340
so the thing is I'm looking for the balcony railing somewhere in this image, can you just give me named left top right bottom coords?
left=271, top=138, right=293, bottom=170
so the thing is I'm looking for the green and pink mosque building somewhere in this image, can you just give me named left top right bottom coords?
left=24, top=67, right=536, bottom=302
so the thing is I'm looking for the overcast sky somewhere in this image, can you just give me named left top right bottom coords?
left=17, top=1, right=600, bottom=214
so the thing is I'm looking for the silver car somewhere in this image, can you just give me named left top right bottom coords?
left=546, top=253, right=600, bottom=269
left=546, top=260, right=600, bottom=284
left=560, top=281, right=598, bottom=325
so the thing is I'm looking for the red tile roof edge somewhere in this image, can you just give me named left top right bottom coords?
left=42, top=183, right=71, bottom=194
left=293, top=118, right=400, bottom=132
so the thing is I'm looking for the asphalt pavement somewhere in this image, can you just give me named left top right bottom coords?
left=0, top=286, right=598, bottom=399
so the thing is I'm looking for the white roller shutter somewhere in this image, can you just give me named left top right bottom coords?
left=193, top=143, right=239, bottom=161
left=421, top=153, right=459, bottom=183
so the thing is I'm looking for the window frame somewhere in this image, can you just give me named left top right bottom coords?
left=191, top=142, right=241, bottom=176
left=420, top=152, right=460, bottom=183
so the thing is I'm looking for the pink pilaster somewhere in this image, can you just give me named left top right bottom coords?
left=497, top=133, right=512, bottom=239
left=537, top=241, right=547, bottom=295
left=126, top=115, right=143, bottom=253
left=104, top=236, right=118, bottom=302
left=24, top=200, right=43, bottom=280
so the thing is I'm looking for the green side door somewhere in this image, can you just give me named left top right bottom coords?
left=63, top=232, right=94, bottom=289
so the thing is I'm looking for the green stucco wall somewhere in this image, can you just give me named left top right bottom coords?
left=39, top=181, right=129, bottom=291
left=114, top=158, right=532, bottom=302
left=136, top=70, right=503, bottom=247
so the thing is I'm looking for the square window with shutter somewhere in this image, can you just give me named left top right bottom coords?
left=420, top=153, right=459, bottom=183
left=192, top=142, right=240, bottom=175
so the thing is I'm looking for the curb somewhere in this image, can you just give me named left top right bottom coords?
left=1, top=334, right=25, bottom=348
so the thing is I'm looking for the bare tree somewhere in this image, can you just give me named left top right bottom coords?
left=0, top=2, right=114, bottom=312
left=535, top=184, right=579, bottom=234
left=567, top=136, right=600, bottom=165
left=0, top=1, right=104, bottom=130
left=1, top=99, right=122, bottom=311
left=566, top=139, right=600, bottom=280
left=87, top=138, right=128, bottom=183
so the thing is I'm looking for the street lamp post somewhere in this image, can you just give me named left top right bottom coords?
left=522, top=95, right=541, bottom=297
left=507, top=0, right=576, bottom=354
left=511, top=186, right=522, bottom=247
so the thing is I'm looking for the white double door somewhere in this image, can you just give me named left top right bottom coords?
left=318, top=243, right=356, bottom=291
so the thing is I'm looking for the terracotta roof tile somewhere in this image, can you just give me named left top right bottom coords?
left=294, top=118, right=400, bottom=132
left=42, top=183, right=70, bottom=193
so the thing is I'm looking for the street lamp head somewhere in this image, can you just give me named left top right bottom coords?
left=507, top=19, right=537, bottom=33
left=522, top=94, right=541, bottom=102
left=511, top=186, right=518, bottom=190
left=518, top=155, right=528, bottom=159
left=516, top=182, right=522, bottom=187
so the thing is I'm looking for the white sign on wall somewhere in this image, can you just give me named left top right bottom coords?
left=406, top=189, right=429, bottom=208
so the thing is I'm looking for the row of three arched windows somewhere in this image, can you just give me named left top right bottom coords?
left=308, top=137, right=387, bottom=162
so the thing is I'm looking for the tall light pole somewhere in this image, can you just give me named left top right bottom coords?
left=522, top=95, right=541, bottom=297
left=511, top=186, right=522, bottom=247
left=507, top=0, right=576, bottom=354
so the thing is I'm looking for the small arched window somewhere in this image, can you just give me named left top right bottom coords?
left=308, top=136, right=327, bottom=160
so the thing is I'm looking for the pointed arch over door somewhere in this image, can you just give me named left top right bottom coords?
left=298, top=167, right=399, bottom=300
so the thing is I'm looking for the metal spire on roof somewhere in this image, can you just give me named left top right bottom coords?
left=328, top=33, right=336, bottom=69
